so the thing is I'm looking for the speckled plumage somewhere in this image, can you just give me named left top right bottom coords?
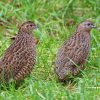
left=0, top=21, right=37, bottom=83
left=55, top=20, right=95, bottom=81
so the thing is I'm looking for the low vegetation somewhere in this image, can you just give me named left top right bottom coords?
left=0, top=0, right=100, bottom=99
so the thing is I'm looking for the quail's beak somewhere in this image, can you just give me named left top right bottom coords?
left=34, top=24, right=38, bottom=29
left=91, top=24, right=96, bottom=28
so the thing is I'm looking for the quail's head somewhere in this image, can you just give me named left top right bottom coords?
left=76, top=20, right=96, bottom=33
left=19, top=21, right=38, bottom=33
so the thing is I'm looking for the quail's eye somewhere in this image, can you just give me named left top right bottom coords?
left=87, top=23, right=91, bottom=26
left=30, top=24, right=33, bottom=27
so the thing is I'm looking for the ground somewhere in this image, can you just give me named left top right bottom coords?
left=0, top=0, right=100, bottom=100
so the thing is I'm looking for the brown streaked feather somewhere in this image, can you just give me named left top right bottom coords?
left=55, top=20, right=95, bottom=81
left=0, top=21, right=36, bottom=84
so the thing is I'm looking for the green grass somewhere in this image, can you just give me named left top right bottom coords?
left=0, top=0, right=100, bottom=100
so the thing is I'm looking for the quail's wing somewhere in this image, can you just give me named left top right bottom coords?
left=2, top=38, right=22, bottom=63
left=56, top=36, right=76, bottom=68
left=56, top=34, right=85, bottom=68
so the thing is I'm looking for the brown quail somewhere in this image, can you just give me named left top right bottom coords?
left=55, top=20, right=96, bottom=81
left=0, top=21, right=37, bottom=84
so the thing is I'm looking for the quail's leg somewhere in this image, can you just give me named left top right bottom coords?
left=80, top=59, right=86, bottom=69
left=72, top=66, right=80, bottom=75
left=14, top=66, right=33, bottom=82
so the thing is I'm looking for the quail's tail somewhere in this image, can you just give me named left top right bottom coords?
left=0, top=59, right=2, bottom=73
